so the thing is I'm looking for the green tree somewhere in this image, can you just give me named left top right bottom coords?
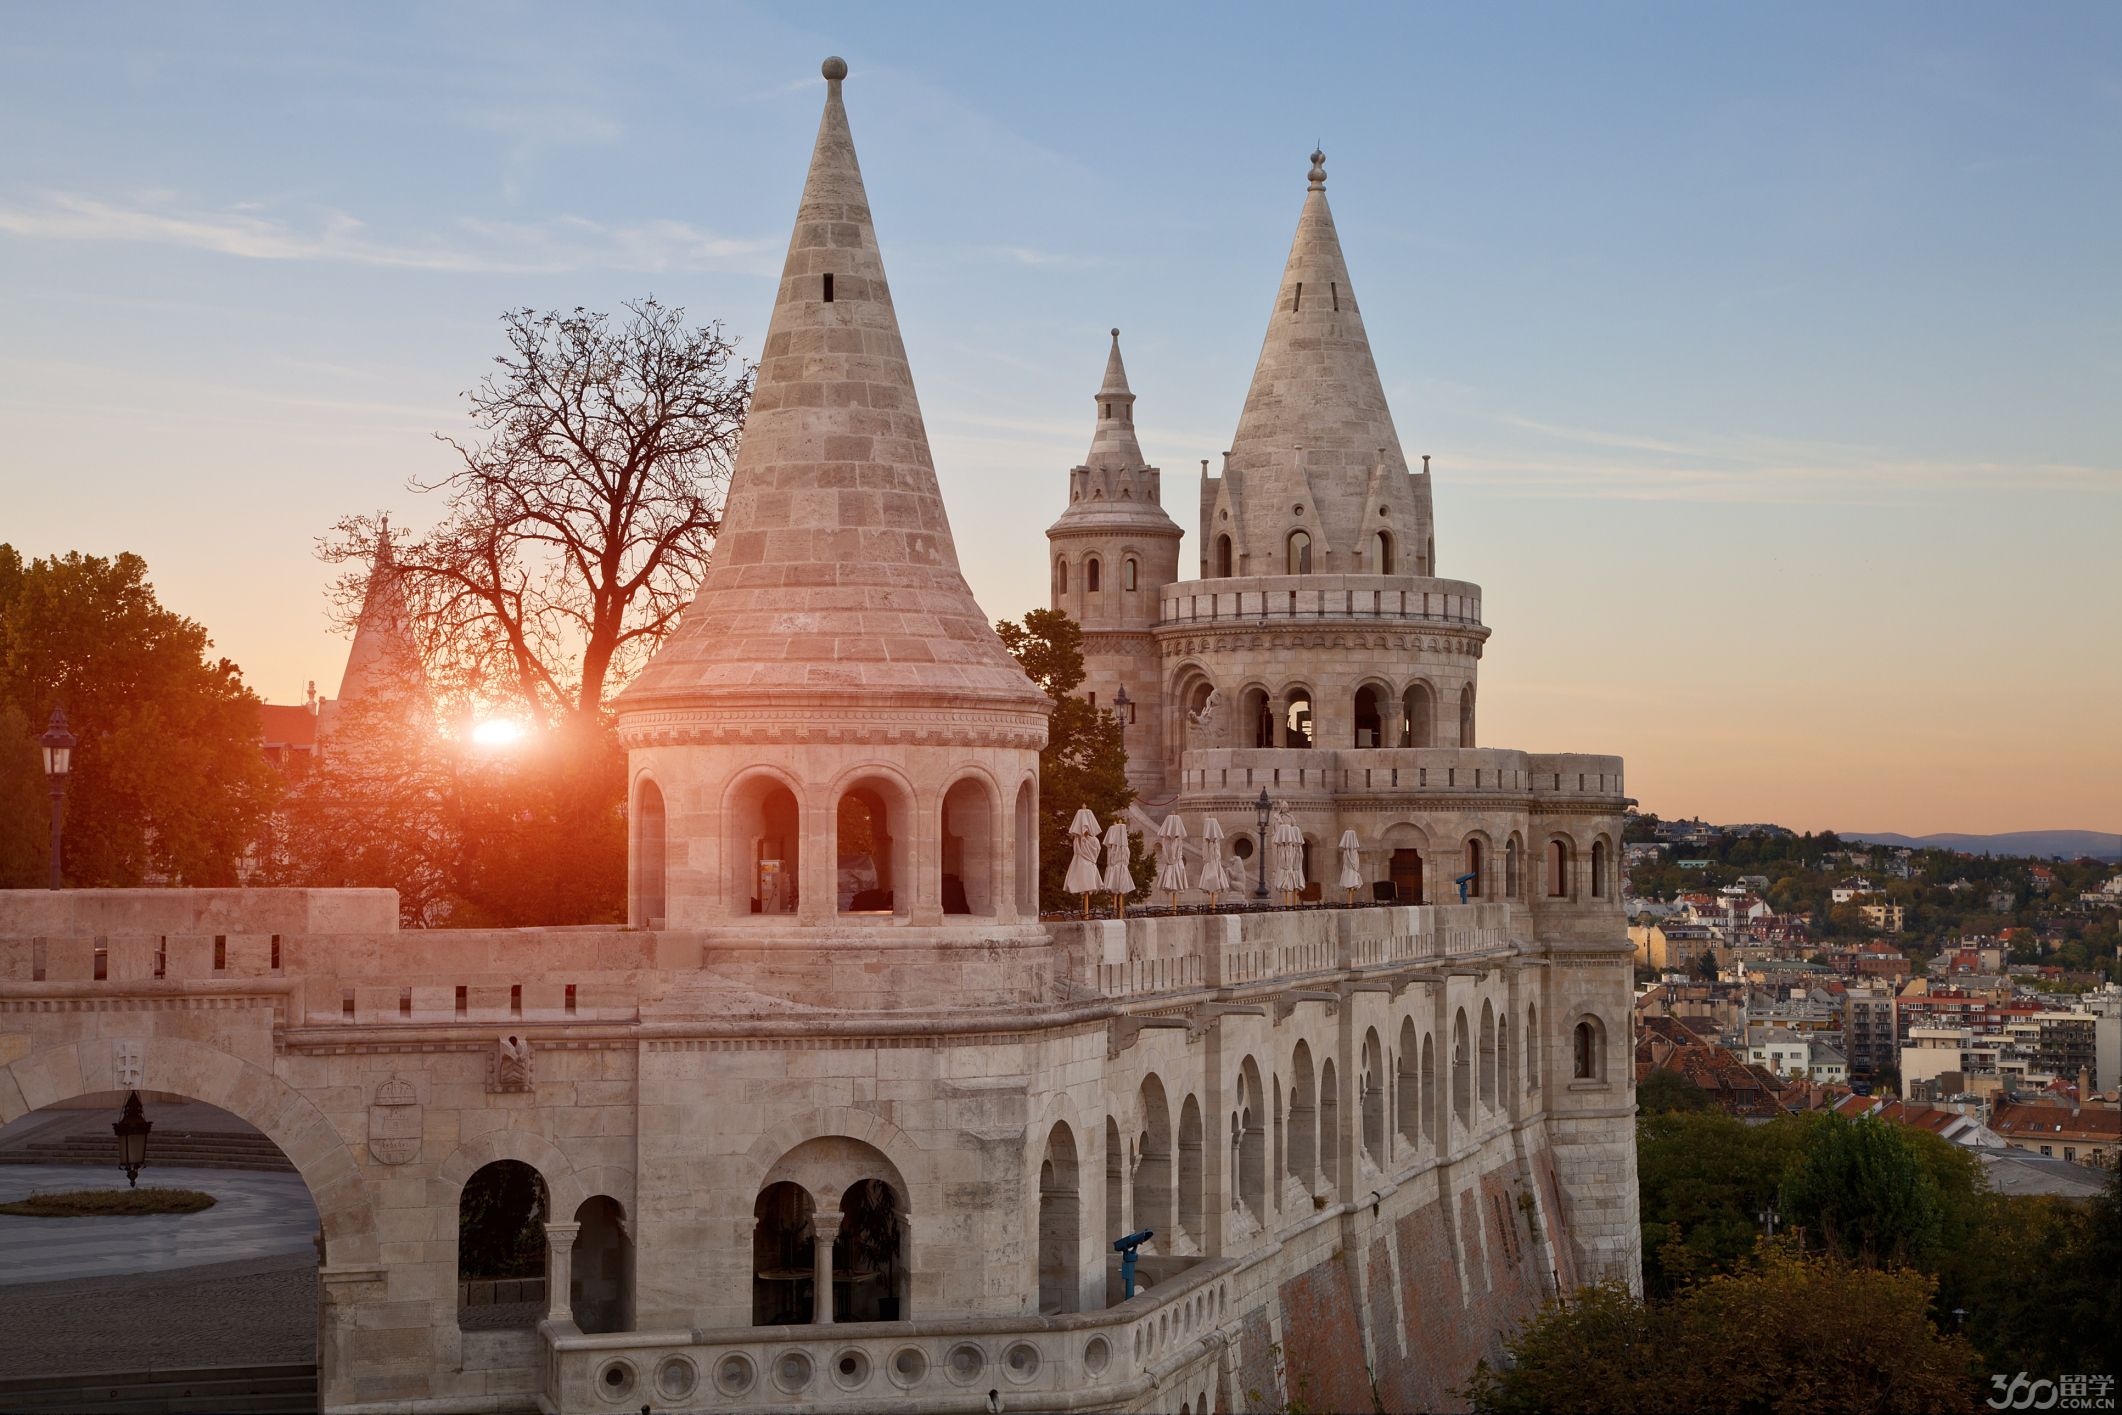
left=0, top=705, right=46, bottom=886
left=1779, top=1113, right=1942, bottom=1266
left=994, top=610, right=1136, bottom=911
left=1635, top=1109, right=1812, bottom=1297
left=1637, top=1068, right=1712, bottom=1115
left=1464, top=1249, right=1979, bottom=1415
left=0, top=546, right=278, bottom=885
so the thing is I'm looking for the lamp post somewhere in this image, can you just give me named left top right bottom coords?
left=1253, top=788, right=1271, bottom=901
left=1111, top=685, right=1131, bottom=730
left=40, top=707, right=75, bottom=891
left=113, top=1090, right=152, bottom=1188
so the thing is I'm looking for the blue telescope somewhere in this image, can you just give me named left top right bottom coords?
left=1454, top=871, right=1477, bottom=903
left=1112, top=1229, right=1153, bottom=1299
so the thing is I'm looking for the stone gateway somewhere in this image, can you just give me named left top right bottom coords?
left=0, top=57, right=1638, bottom=1415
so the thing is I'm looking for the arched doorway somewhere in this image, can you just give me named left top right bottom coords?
left=569, top=1195, right=632, bottom=1334
left=633, top=778, right=666, bottom=926
left=1353, top=684, right=1384, bottom=748
left=1401, top=683, right=1434, bottom=748
left=727, top=773, right=800, bottom=916
left=940, top=777, right=997, bottom=916
left=457, top=1160, right=548, bottom=1330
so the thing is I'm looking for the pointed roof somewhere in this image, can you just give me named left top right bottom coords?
left=333, top=521, right=422, bottom=706
left=1222, top=149, right=1418, bottom=571
left=1048, top=329, right=1179, bottom=537
left=1084, top=328, right=1147, bottom=470
left=618, top=59, right=1046, bottom=718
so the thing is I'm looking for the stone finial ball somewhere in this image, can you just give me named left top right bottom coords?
left=822, top=56, right=849, bottom=81
left=1111, top=327, right=1121, bottom=338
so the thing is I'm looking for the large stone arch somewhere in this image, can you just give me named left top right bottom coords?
left=0, top=1036, right=379, bottom=1263
left=740, top=1106, right=924, bottom=1206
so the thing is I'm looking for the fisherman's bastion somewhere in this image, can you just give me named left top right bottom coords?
left=0, top=59, right=1640, bottom=1415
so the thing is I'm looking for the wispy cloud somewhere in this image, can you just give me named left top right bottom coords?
left=1450, top=415, right=2117, bottom=504
left=0, top=191, right=778, bottom=275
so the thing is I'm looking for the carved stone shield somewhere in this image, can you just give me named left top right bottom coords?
left=368, top=1076, right=421, bottom=1165
left=114, top=1040, right=143, bottom=1090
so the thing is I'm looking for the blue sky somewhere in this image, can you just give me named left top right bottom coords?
left=2, top=4, right=2117, bottom=833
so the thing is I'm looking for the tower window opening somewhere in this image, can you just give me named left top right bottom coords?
left=1104, top=403, right=1112, bottom=418
left=1293, top=282, right=1302, bottom=312
left=1287, top=530, right=1312, bottom=575
left=1087, top=557, right=1101, bottom=592
left=1375, top=531, right=1394, bottom=574
left=1214, top=535, right=1233, bottom=577
left=822, top=273, right=834, bottom=302
left=1123, top=558, right=1138, bottom=591
left=1331, top=281, right=1339, bottom=311
left=1056, top=559, right=1068, bottom=595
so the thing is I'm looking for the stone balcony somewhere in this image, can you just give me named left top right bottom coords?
left=1156, top=574, right=1486, bottom=632
left=543, top=1254, right=1236, bottom=1414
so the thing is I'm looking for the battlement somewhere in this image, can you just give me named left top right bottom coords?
left=1157, top=574, right=1485, bottom=632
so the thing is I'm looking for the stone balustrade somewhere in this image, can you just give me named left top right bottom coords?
left=543, top=1257, right=1236, bottom=1413
left=1178, top=747, right=1624, bottom=800
left=1051, top=902, right=1514, bottom=999
left=1157, top=574, right=1485, bottom=630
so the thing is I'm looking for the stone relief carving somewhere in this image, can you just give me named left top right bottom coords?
left=1186, top=687, right=1223, bottom=744
left=368, top=1075, right=421, bottom=1165
left=490, top=1034, right=535, bottom=1093
left=114, top=1040, right=142, bottom=1090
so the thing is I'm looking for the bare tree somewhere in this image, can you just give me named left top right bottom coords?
left=324, top=298, right=751, bottom=726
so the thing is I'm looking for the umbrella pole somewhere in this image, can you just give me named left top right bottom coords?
left=1081, top=892, right=1090, bottom=919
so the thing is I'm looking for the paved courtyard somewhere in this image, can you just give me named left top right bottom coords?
left=0, top=1163, right=319, bottom=1284
left=0, top=1251, right=316, bottom=1378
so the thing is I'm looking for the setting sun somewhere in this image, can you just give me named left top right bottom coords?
left=470, top=717, right=524, bottom=748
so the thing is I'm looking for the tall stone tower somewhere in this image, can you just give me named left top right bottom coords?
left=615, top=58, right=1050, bottom=931
left=1043, top=331, right=1182, bottom=795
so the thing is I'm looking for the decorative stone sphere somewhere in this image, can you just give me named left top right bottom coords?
left=822, top=56, right=848, bottom=81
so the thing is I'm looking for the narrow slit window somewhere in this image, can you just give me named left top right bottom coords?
left=342, top=990, right=356, bottom=1021
left=1331, top=281, right=1339, bottom=310
left=400, top=988, right=412, bottom=1018
left=93, top=940, right=108, bottom=981
left=510, top=984, right=522, bottom=1016
left=455, top=985, right=468, bottom=1018
left=822, top=272, right=834, bottom=302
left=270, top=934, right=282, bottom=971
left=565, top=984, right=578, bottom=1015
left=32, top=937, right=45, bottom=982
left=154, top=936, right=167, bottom=980
left=213, top=935, right=226, bottom=972
left=1293, top=281, right=1303, bottom=312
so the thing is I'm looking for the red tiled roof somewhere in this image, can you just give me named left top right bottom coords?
left=1991, top=1101, right=2122, bottom=1143
left=257, top=703, right=318, bottom=748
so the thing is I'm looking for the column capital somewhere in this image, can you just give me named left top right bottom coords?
left=543, top=1221, right=583, bottom=1242
left=810, top=1212, right=845, bottom=1240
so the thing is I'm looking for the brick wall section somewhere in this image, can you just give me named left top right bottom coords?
left=1234, top=1308, right=1281, bottom=1413
left=1390, top=1196, right=1469, bottom=1413
left=1275, top=1262, right=1375, bottom=1415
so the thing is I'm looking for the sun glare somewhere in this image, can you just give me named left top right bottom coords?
left=471, top=718, right=525, bottom=748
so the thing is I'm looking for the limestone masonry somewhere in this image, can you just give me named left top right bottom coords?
left=0, top=57, right=1639, bottom=1415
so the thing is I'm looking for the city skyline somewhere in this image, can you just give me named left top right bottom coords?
left=3, top=4, right=2117, bottom=836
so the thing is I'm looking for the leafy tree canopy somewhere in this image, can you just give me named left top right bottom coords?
left=0, top=545, right=277, bottom=885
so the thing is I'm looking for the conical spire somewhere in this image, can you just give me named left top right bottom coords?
left=1223, top=149, right=1424, bottom=575
left=1085, top=328, right=1147, bottom=469
left=333, top=522, right=421, bottom=706
left=618, top=59, right=1046, bottom=717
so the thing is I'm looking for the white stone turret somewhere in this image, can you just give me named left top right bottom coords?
left=1045, top=330, right=1182, bottom=793
left=616, top=58, right=1050, bottom=931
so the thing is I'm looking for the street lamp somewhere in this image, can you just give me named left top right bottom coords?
left=40, top=707, right=75, bottom=891
left=1253, top=788, right=1271, bottom=901
left=1111, top=685, right=1131, bottom=729
left=113, top=1090, right=152, bottom=1188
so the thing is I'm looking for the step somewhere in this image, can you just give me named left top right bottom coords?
left=0, top=1364, right=315, bottom=1414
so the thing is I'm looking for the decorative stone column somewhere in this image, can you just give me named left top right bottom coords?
left=810, top=1212, right=842, bottom=1324
left=544, top=1221, right=581, bottom=1324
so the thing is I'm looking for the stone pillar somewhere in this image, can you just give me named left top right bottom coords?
left=801, top=786, right=835, bottom=923
left=810, top=1212, right=842, bottom=1324
left=317, top=1266, right=387, bottom=1410
left=544, top=1221, right=581, bottom=1324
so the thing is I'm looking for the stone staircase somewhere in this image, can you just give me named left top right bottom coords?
left=0, top=1363, right=316, bottom=1413
left=0, top=1129, right=295, bottom=1174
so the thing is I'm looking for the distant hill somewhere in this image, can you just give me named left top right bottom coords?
left=1840, top=829, right=2122, bottom=862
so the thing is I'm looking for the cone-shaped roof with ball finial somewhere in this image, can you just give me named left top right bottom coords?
left=617, top=58, right=1049, bottom=723
left=1222, top=147, right=1429, bottom=577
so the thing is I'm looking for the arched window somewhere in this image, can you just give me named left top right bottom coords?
left=458, top=1160, right=548, bottom=1332
left=1086, top=557, right=1101, bottom=592
left=940, top=777, right=997, bottom=916
left=633, top=779, right=667, bottom=927
left=1464, top=838, right=1484, bottom=898
left=1353, top=684, right=1382, bottom=748
left=1546, top=839, right=1571, bottom=899
left=1318, top=1058, right=1341, bottom=1194
left=1574, top=1017, right=1605, bottom=1081
left=1420, top=1032, right=1436, bottom=1144
left=838, top=777, right=909, bottom=915
left=1374, top=531, right=1394, bottom=574
left=1361, top=1030, right=1385, bottom=1166
left=751, top=1181, right=814, bottom=1324
left=1505, top=836, right=1523, bottom=899
left=570, top=1196, right=633, bottom=1333
left=1527, top=1004, right=1540, bottom=1091
left=1236, top=1058, right=1267, bottom=1221
left=728, top=773, right=800, bottom=917
left=1479, top=1001, right=1497, bottom=1114
left=1287, top=530, right=1311, bottom=574
left=1591, top=839, right=1609, bottom=899
left=1244, top=687, right=1273, bottom=748
left=1014, top=780, right=1037, bottom=915
left=1458, top=684, right=1476, bottom=747
left=1395, top=1019, right=1420, bottom=1145
left=1283, top=689, right=1314, bottom=748
left=1215, top=535, right=1233, bottom=577
left=1288, top=1043, right=1316, bottom=1190
left=1055, top=558, right=1068, bottom=595
left=1135, top=1075, right=1173, bottom=1243
left=1177, top=1096, right=1204, bottom=1247
left=1451, top=1011, right=1471, bottom=1129
left=1401, top=682, right=1434, bottom=748
left=1123, top=558, right=1138, bottom=591
left=1037, top=1123, right=1080, bottom=1315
